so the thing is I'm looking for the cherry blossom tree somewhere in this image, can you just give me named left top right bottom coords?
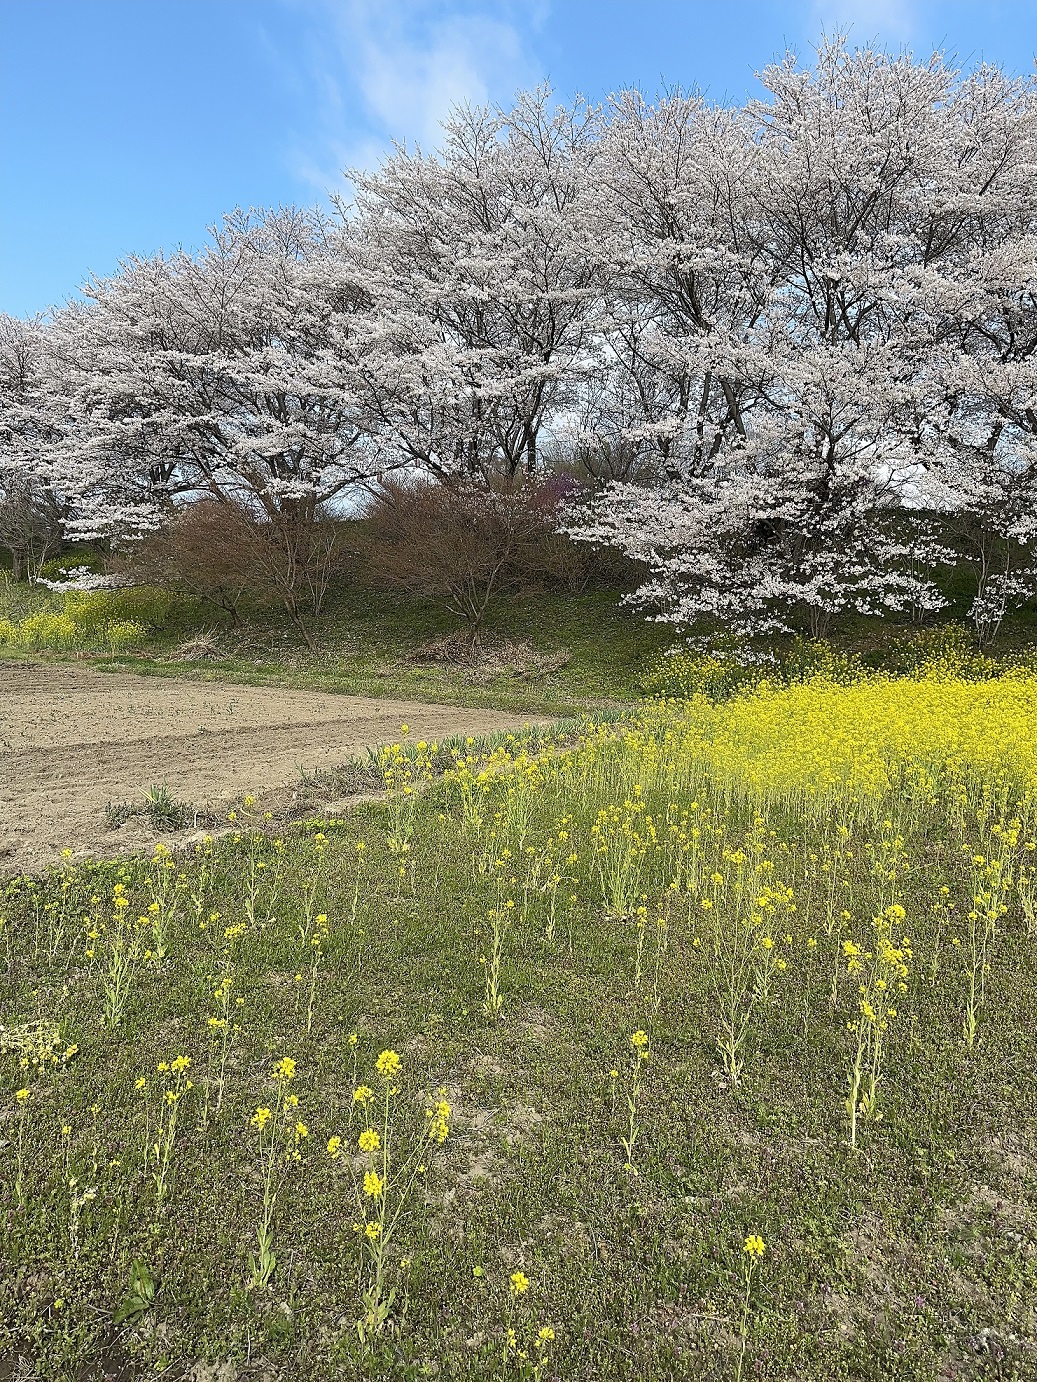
left=345, top=87, right=602, bottom=480
left=64, top=207, right=376, bottom=501
left=0, top=313, right=70, bottom=578
left=910, top=64, right=1037, bottom=641
left=42, top=206, right=382, bottom=623
left=565, top=39, right=1036, bottom=642
left=579, top=88, right=769, bottom=479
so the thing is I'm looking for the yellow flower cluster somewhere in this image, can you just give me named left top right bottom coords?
left=425, top=1090, right=451, bottom=1144
left=645, top=675, right=1037, bottom=808
left=375, top=1049, right=400, bottom=1080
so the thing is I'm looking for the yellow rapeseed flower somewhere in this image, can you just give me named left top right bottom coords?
left=744, top=1234, right=766, bottom=1260
left=375, top=1050, right=401, bottom=1080
left=363, top=1170, right=384, bottom=1198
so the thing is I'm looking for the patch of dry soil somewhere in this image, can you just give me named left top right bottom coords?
left=0, top=662, right=544, bottom=873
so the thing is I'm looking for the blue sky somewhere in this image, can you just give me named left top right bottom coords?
left=2, top=0, right=1035, bottom=316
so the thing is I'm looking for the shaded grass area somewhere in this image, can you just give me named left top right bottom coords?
left=26, top=586, right=673, bottom=715
left=2, top=699, right=1036, bottom=1381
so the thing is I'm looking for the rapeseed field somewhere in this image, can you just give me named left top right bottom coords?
left=2, top=674, right=1036, bottom=1379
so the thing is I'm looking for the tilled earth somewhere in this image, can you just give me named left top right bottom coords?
left=0, top=660, right=543, bottom=873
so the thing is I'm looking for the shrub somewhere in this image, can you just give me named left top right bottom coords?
left=122, top=501, right=261, bottom=625
left=124, top=498, right=352, bottom=647
left=359, top=476, right=581, bottom=638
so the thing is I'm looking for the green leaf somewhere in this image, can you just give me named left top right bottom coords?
left=114, top=1260, right=156, bottom=1324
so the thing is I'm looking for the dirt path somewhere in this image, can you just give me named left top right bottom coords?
left=0, top=661, right=546, bottom=873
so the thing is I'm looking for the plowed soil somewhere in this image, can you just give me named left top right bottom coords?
left=0, top=661, right=543, bottom=873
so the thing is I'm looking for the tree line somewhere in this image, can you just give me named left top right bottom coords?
left=1, top=37, right=1035, bottom=645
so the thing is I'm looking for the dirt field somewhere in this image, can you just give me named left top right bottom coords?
left=0, top=661, right=546, bottom=873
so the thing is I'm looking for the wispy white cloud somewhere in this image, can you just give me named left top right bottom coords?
left=270, top=0, right=545, bottom=196
left=811, top=0, right=918, bottom=42
left=348, top=4, right=534, bottom=148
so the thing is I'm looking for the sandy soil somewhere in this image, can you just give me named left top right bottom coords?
left=0, top=661, right=544, bottom=873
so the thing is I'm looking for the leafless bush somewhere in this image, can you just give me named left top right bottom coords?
left=122, top=500, right=260, bottom=623
left=359, top=475, right=585, bottom=638
left=124, top=497, right=352, bottom=645
left=230, top=501, right=351, bottom=648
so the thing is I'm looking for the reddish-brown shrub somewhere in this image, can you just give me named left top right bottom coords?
left=124, top=498, right=351, bottom=645
left=358, top=475, right=581, bottom=637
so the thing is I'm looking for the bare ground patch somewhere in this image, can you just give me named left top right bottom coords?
left=0, top=661, right=547, bottom=873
